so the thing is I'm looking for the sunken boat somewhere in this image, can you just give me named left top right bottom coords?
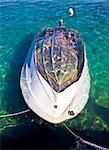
left=20, top=23, right=90, bottom=124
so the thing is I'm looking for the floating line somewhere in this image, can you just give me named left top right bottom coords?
left=63, top=122, right=108, bottom=150
left=0, top=124, right=19, bottom=131
left=0, top=109, right=31, bottom=118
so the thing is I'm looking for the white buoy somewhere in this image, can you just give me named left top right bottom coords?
left=68, top=7, right=75, bottom=16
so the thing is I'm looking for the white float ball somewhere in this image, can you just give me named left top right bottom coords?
left=68, top=7, right=75, bottom=16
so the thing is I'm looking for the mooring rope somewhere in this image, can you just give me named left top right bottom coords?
left=0, top=109, right=31, bottom=119
left=63, top=123, right=108, bottom=150
left=0, top=124, right=19, bottom=131
left=63, top=122, right=77, bottom=137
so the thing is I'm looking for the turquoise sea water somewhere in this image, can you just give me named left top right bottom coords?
left=0, top=0, right=109, bottom=148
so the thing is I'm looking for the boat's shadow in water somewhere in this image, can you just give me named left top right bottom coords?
left=4, top=32, right=37, bottom=122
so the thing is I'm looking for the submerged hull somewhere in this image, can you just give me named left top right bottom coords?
left=20, top=39, right=90, bottom=124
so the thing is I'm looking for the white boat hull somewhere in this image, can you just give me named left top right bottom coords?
left=20, top=40, right=90, bottom=124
